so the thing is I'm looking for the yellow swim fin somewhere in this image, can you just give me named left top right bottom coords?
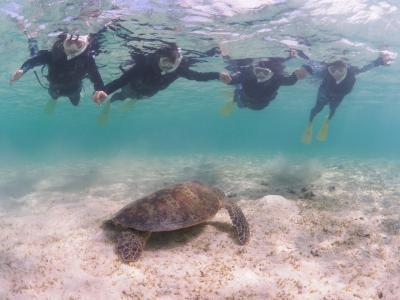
left=222, top=90, right=234, bottom=100
left=120, top=99, right=137, bottom=113
left=96, top=101, right=111, bottom=127
left=316, top=118, right=329, bottom=142
left=43, top=99, right=57, bottom=115
left=219, top=100, right=236, bottom=117
left=301, top=122, right=313, bottom=144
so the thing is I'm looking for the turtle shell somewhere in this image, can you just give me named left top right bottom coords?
left=110, top=181, right=224, bottom=232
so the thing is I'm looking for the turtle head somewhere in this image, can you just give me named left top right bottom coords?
left=212, top=187, right=226, bottom=202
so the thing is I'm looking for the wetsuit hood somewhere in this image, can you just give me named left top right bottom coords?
left=159, top=48, right=183, bottom=74
left=63, top=34, right=89, bottom=60
left=328, top=61, right=348, bottom=84
left=253, top=66, right=273, bottom=83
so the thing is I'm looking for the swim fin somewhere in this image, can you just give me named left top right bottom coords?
left=219, top=101, right=236, bottom=117
left=96, top=101, right=111, bottom=127
left=301, top=122, right=313, bottom=144
left=316, top=118, right=329, bottom=142
left=221, top=90, right=234, bottom=100
left=120, top=99, right=137, bottom=113
left=43, top=99, right=57, bottom=115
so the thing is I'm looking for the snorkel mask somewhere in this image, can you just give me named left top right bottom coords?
left=253, top=66, right=274, bottom=83
left=63, top=34, right=89, bottom=60
left=159, top=48, right=183, bottom=74
left=328, top=63, right=348, bottom=84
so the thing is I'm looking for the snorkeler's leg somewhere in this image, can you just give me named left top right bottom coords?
left=44, top=87, right=58, bottom=115
left=301, top=88, right=328, bottom=144
left=69, top=95, right=80, bottom=106
left=310, top=88, right=329, bottom=122
left=316, top=98, right=341, bottom=142
left=327, top=98, right=342, bottom=120
left=69, top=88, right=81, bottom=106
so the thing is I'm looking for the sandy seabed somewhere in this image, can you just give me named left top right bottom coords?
left=0, top=156, right=399, bottom=299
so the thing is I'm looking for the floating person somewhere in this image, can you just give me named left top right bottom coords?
left=10, top=33, right=105, bottom=114
left=92, top=42, right=221, bottom=125
left=300, top=52, right=394, bottom=144
left=218, top=49, right=307, bottom=116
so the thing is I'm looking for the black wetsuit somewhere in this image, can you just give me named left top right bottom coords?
left=103, top=53, right=220, bottom=102
left=20, top=46, right=104, bottom=106
left=303, top=57, right=385, bottom=121
left=228, top=61, right=298, bottom=110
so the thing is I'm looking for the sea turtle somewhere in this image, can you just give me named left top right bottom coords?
left=106, top=181, right=250, bottom=263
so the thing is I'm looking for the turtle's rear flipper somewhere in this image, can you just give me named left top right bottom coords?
left=224, top=200, right=250, bottom=245
left=117, top=231, right=151, bottom=262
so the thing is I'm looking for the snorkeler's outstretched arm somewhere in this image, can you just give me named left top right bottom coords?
left=219, top=67, right=255, bottom=85
left=301, top=60, right=327, bottom=79
left=179, top=67, right=220, bottom=81
left=219, top=69, right=245, bottom=85
left=229, top=71, right=246, bottom=84
left=87, top=55, right=105, bottom=91
left=278, top=72, right=299, bottom=86
left=11, top=50, right=51, bottom=84
left=104, top=69, right=135, bottom=94
left=92, top=72, right=130, bottom=104
left=354, top=52, right=393, bottom=75
left=281, top=49, right=305, bottom=62
left=93, top=65, right=141, bottom=104
left=20, top=50, right=51, bottom=73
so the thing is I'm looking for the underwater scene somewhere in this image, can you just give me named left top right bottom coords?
left=0, top=0, right=400, bottom=299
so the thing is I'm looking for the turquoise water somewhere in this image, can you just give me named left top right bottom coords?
left=2, top=77, right=399, bottom=162
left=1, top=0, right=399, bottom=165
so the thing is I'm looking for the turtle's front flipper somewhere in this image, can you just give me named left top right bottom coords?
left=223, top=200, right=250, bottom=245
left=117, top=230, right=151, bottom=263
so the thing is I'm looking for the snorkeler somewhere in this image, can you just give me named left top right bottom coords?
left=10, top=33, right=104, bottom=112
left=92, top=42, right=221, bottom=124
left=218, top=49, right=306, bottom=116
left=300, top=52, right=393, bottom=144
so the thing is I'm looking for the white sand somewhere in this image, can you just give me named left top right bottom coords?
left=0, top=156, right=399, bottom=299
